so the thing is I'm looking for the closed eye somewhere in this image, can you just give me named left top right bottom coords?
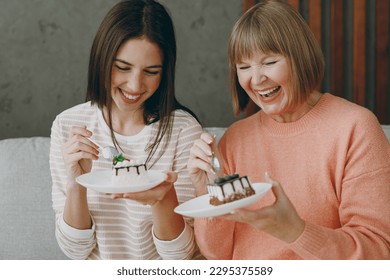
left=265, top=61, right=277, bottom=66
left=114, top=64, right=130, bottom=71
left=237, top=65, right=250, bottom=70
left=145, top=70, right=161, bottom=75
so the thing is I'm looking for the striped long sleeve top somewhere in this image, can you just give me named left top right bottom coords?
left=50, top=102, right=203, bottom=259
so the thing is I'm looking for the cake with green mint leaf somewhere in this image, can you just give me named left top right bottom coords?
left=207, top=174, right=255, bottom=206
left=111, top=154, right=148, bottom=186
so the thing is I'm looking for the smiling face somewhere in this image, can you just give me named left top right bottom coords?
left=236, top=53, right=294, bottom=120
left=228, top=1, right=325, bottom=120
left=110, top=37, right=163, bottom=115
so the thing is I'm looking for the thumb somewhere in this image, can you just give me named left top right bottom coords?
left=164, top=171, right=178, bottom=183
left=265, top=171, right=284, bottom=200
left=265, top=171, right=277, bottom=184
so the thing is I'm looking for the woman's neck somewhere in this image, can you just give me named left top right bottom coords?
left=103, top=106, right=145, bottom=136
left=271, top=91, right=322, bottom=123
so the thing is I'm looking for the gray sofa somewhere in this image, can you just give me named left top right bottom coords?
left=0, top=127, right=226, bottom=260
left=0, top=126, right=389, bottom=259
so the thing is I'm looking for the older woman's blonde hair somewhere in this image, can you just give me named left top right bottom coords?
left=228, top=0, right=324, bottom=115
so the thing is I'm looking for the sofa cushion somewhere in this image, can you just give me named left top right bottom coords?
left=382, top=125, right=390, bottom=141
left=0, top=137, right=66, bottom=259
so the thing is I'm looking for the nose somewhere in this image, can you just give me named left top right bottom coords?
left=126, top=71, right=143, bottom=93
left=251, top=65, right=266, bottom=85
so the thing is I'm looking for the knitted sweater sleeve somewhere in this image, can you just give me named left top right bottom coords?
left=289, top=113, right=390, bottom=259
left=194, top=218, right=236, bottom=259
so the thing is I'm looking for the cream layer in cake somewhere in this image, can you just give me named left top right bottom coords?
left=207, top=174, right=255, bottom=206
left=111, top=158, right=149, bottom=186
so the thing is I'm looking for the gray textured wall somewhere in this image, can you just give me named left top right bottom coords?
left=0, top=0, right=241, bottom=139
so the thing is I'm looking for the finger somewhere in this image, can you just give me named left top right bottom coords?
left=85, top=138, right=101, bottom=150
left=265, top=171, right=285, bottom=201
left=68, top=137, right=99, bottom=157
left=72, top=125, right=100, bottom=150
left=111, top=193, right=123, bottom=199
left=210, top=135, right=218, bottom=151
left=189, top=144, right=212, bottom=169
left=164, top=171, right=178, bottom=183
left=225, top=207, right=273, bottom=226
left=71, top=133, right=100, bottom=150
left=222, top=209, right=253, bottom=223
left=187, top=158, right=213, bottom=174
left=190, top=139, right=213, bottom=159
left=69, top=125, right=92, bottom=138
left=122, top=189, right=162, bottom=202
left=111, top=193, right=152, bottom=205
left=231, top=208, right=263, bottom=220
left=265, top=171, right=278, bottom=185
left=200, top=132, right=214, bottom=144
left=64, top=128, right=99, bottom=152
left=65, top=150, right=98, bottom=164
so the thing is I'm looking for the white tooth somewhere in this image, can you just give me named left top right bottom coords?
left=122, top=91, right=140, bottom=100
left=256, top=86, right=279, bottom=96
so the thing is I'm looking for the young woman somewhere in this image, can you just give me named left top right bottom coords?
left=188, top=0, right=390, bottom=259
left=50, top=0, right=202, bottom=259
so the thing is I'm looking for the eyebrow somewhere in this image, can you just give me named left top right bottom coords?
left=114, top=58, right=163, bottom=69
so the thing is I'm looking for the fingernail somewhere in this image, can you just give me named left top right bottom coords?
left=206, top=135, right=214, bottom=144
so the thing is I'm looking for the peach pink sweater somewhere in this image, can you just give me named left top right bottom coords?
left=195, top=94, right=390, bottom=259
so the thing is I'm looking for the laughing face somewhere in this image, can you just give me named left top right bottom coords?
left=236, top=53, right=295, bottom=122
left=110, top=37, right=163, bottom=115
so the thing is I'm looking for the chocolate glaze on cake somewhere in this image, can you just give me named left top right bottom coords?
left=113, top=163, right=147, bottom=176
left=111, top=154, right=149, bottom=186
left=207, top=173, right=255, bottom=206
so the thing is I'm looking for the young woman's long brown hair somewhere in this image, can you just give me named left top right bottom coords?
left=85, top=0, right=199, bottom=167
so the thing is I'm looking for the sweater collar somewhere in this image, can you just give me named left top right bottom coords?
left=259, top=93, right=330, bottom=136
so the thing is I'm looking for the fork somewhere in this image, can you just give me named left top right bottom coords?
left=88, top=138, right=119, bottom=161
left=211, top=152, right=222, bottom=176
left=210, top=135, right=222, bottom=177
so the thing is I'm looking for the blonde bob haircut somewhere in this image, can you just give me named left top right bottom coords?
left=228, top=0, right=324, bottom=115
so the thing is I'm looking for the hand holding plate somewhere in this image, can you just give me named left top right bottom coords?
left=222, top=172, right=305, bottom=243
left=111, top=171, right=177, bottom=206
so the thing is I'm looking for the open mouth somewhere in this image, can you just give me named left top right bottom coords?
left=119, top=88, right=141, bottom=101
left=256, top=86, right=281, bottom=98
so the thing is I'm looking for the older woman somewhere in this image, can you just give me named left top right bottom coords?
left=188, top=0, right=390, bottom=259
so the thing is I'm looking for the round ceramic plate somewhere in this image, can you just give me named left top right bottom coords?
left=76, top=170, right=165, bottom=194
left=174, top=182, right=272, bottom=218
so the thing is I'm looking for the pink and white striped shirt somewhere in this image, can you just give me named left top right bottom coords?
left=50, top=102, right=203, bottom=259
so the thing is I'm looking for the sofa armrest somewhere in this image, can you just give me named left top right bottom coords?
left=0, top=137, right=67, bottom=259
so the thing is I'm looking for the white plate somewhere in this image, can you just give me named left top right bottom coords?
left=174, top=183, right=272, bottom=218
left=76, top=170, right=166, bottom=194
